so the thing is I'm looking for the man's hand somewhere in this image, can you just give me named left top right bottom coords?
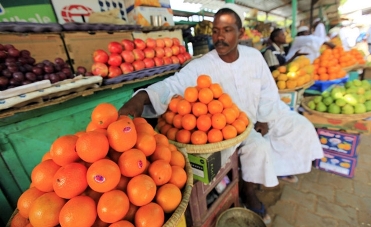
left=294, top=50, right=308, bottom=57
left=254, top=122, right=269, bottom=136
left=118, top=91, right=150, bottom=117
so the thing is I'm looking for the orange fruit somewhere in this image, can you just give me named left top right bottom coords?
left=166, top=127, right=179, bottom=141
left=127, top=174, right=156, bottom=206
left=93, top=128, right=108, bottom=135
left=197, top=75, right=212, bottom=88
left=118, top=148, right=146, bottom=177
left=222, top=125, right=238, bottom=139
left=198, top=88, right=214, bottom=104
left=135, top=202, right=164, bottom=227
left=168, top=97, right=181, bottom=113
left=10, top=212, right=30, bottom=227
left=91, top=103, right=118, bottom=129
left=50, top=134, right=79, bottom=166
left=135, top=132, right=156, bottom=156
left=41, top=151, right=52, bottom=162
left=53, top=162, right=88, bottom=199
left=176, top=129, right=191, bottom=144
left=207, top=128, right=224, bottom=143
left=209, top=83, right=223, bottom=98
left=159, top=123, right=172, bottom=135
left=208, top=100, right=223, bottom=114
left=59, top=195, right=97, bottom=227
left=86, top=121, right=100, bottom=132
left=192, top=102, right=208, bottom=117
left=169, top=166, right=187, bottom=189
left=184, top=87, right=199, bottom=102
left=31, top=159, right=61, bottom=192
left=164, top=111, right=176, bottom=124
left=124, top=203, right=139, bottom=223
left=17, top=187, right=45, bottom=218
left=172, top=114, right=183, bottom=129
left=107, top=117, right=137, bottom=152
left=176, top=99, right=192, bottom=115
left=97, top=190, right=130, bottom=223
left=148, top=160, right=172, bottom=186
left=109, top=220, right=135, bottom=227
left=29, top=192, right=66, bottom=227
left=150, top=144, right=171, bottom=163
left=191, top=130, right=208, bottom=145
left=196, top=114, right=212, bottom=132
left=231, top=119, right=247, bottom=134
left=135, top=122, right=155, bottom=135
left=76, top=131, right=109, bottom=163
left=155, top=183, right=182, bottom=213
left=133, top=117, right=147, bottom=125
left=218, top=93, right=233, bottom=108
left=87, top=159, right=121, bottom=193
left=211, top=113, right=227, bottom=129
left=170, top=150, right=185, bottom=168
left=222, top=107, right=238, bottom=124
left=154, top=133, right=169, bottom=146
left=230, top=103, right=240, bottom=114
left=156, top=119, right=167, bottom=131
left=237, top=112, right=250, bottom=126
left=181, top=113, right=197, bottom=130
left=115, top=175, right=130, bottom=192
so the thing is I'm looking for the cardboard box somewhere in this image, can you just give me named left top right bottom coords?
left=303, top=111, right=371, bottom=134
left=188, top=152, right=222, bottom=184
left=0, top=0, right=57, bottom=23
left=317, top=128, right=360, bottom=157
left=124, top=0, right=171, bottom=11
left=62, top=31, right=133, bottom=72
left=315, top=151, right=357, bottom=178
left=51, top=0, right=127, bottom=24
left=132, top=29, right=183, bottom=44
left=279, top=91, right=297, bottom=110
left=127, top=6, right=174, bottom=26
left=0, top=33, right=67, bottom=63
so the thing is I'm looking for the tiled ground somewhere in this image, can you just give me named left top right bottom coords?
left=257, top=134, right=371, bottom=227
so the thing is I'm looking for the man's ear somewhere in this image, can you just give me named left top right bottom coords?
left=238, top=27, right=245, bottom=39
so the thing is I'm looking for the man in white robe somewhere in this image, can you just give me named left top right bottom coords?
left=313, top=18, right=327, bottom=43
left=119, top=3, right=323, bottom=224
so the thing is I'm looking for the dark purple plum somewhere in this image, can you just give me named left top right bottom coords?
left=20, top=50, right=31, bottom=57
left=32, top=66, right=43, bottom=75
left=7, top=48, right=20, bottom=58
left=49, top=73, right=60, bottom=83
left=25, top=72, right=37, bottom=81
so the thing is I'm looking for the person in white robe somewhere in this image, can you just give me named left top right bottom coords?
left=119, top=3, right=323, bottom=224
left=313, top=18, right=327, bottom=43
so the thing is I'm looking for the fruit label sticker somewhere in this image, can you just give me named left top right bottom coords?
left=94, top=175, right=106, bottom=183
left=138, top=160, right=143, bottom=169
left=317, top=128, right=359, bottom=157
left=123, top=126, right=131, bottom=133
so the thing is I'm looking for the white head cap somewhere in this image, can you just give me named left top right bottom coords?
left=297, top=26, right=309, bottom=33
left=218, top=3, right=245, bottom=25
left=313, top=18, right=321, bottom=24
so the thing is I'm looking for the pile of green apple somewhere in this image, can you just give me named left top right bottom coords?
left=307, top=79, right=371, bottom=114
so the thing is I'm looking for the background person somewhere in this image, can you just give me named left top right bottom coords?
left=312, top=18, right=327, bottom=43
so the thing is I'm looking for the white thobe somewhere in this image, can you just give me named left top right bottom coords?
left=286, top=35, right=324, bottom=63
left=135, top=45, right=323, bottom=187
left=313, top=23, right=327, bottom=43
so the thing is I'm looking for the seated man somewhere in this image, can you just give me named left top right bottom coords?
left=118, top=3, right=323, bottom=224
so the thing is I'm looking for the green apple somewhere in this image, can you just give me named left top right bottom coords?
left=335, top=98, right=347, bottom=107
left=316, top=102, right=327, bottom=112
left=343, top=94, right=358, bottom=106
left=364, top=90, right=371, bottom=100
left=345, top=81, right=353, bottom=88
left=342, top=104, right=354, bottom=114
left=313, top=96, right=323, bottom=104
left=353, top=79, right=362, bottom=87
left=323, top=97, right=334, bottom=106
left=308, top=100, right=316, bottom=110
left=365, top=100, right=371, bottom=111
left=328, top=103, right=341, bottom=114
left=354, top=103, right=366, bottom=114
left=331, top=87, right=343, bottom=99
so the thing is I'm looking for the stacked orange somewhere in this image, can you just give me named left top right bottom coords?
left=13, top=103, right=188, bottom=227
left=313, top=48, right=348, bottom=81
left=156, top=75, right=250, bottom=145
left=349, top=49, right=366, bottom=65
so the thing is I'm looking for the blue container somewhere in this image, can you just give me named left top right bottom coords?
left=308, top=75, right=349, bottom=93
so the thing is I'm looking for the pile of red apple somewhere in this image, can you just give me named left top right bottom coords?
left=91, top=37, right=192, bottom=78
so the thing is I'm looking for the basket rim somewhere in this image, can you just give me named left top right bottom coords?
left=215, top=207, right=266, bottom=227
left=301, top=96, right=371, bottom=120
left=278, top=80, right=314, bottom=93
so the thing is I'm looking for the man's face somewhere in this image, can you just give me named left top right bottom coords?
left=275, top=31, right=286, bottom=44
left=212, top=13, right=243, bottom=56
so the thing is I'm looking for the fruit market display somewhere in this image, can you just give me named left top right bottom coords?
left=349, top=49, right=366, bottom=65
left=156, top=75, right=250, bottom=145
left=12, top=103, right=188, bottom=227
left=271, top=56, right=314, bottom=90
left=312, top=47, right=348, bottom=81
left=242, top=28, right=262, bottom=43
left=307, top=79, right=371, bottom=114
left=0, top=43, right=86, bottom=91
left=91, top=37, right=192, bottom=78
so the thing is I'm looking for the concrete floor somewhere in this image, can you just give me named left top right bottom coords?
left=256, top=134, right=371, bottom=227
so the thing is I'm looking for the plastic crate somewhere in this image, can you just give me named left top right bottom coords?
left=307, top=75, right=349, bottom=93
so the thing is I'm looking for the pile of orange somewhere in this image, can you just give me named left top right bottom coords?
left=312, top=48, right=348, bottom=81
left=12, top=103, right=188, bottom=227
left=349, top=49, right=366, bottom=65
left=156, top=75, right=249, bottom=145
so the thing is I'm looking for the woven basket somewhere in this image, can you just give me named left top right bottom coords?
left=301, top=96, right=371, bottom=121
left=278, top=80, right=314, bottom=93
left=168, top=119, right=253, bottom=154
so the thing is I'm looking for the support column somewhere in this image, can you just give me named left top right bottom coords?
left=291, top=0, right=297, bottom=38
left=225, top=0, right=234, bottom=3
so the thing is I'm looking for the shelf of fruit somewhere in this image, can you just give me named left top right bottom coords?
left=302, top=79, right=371, bottom=120
left=156, top=75, right=252, bottom=154
left=271, top=56, right=315, bottom=92
left=8, top=103, right=193, bottom=227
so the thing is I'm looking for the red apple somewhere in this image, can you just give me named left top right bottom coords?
left=171, top=56, right=180, bottom=64
left=154, top=48, right=165, bottom=58
left=107, top=53, right=122, bottom=67
left=164, top=47, right=173, bottom=57
left=156, top=38, right=165, bottom=48
left=121, top=50, right=135, bottom=63
left=153, top=57, right=164, bottom=67
left=132, top=60, right=145, bottom=71
left=121, top=39, right=135, bottom=51
left=93, top=49, right=109, bottom=63
left=179, top=45, right=186, bottom=54
left=171, top=45, right=180, bottom=56
left=172, top=37, right=181, bottom=46
left=120, top=62, right=134, bottom=74
left=91, top=62, right=108, bottom=77
left=143, top=48, right=155, bottom=59
left=163, top=57, right=172, bottom=65
left=143, top=58, right=155, bottom=68
left=146, top=38, right=157, bottom=48
left=163, top=37, right=173, bottom=47
left=108, top=66, right=122, bottom=78
left=133, top=49, right=145, bottom=61
left=134, top=39, right=146, bottom=50
left=108, top=42, right=123, bottom=54
left=183, top=52, right=192, bottom=61
left=177, top=54, right=186, bottom=64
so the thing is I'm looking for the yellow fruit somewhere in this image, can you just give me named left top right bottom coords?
left=272, top=70, right=280, bottom=79
left=303, top=74, right=311, bottom=83
left=277, top=74, right=288, bottom=81
left=287, top=62, right=300, bottom=72
left=277, top=66, right=286, bottom=73
left=277, top=81, right=286, bottom=90
left=304, top=65, right=314, bottom=74
left=287, top=72, right=297, bottom=80
left=297, top=77, right=305, bottom=86
left=286, top=80, right=298, bottom=89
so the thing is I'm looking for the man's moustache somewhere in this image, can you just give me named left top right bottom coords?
left=215, top=41, right=228, bottom=46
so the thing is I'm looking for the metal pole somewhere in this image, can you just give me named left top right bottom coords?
left=310, top=0, right=315, bottom=32
left=225, top=0, right=234, bottom=3
left=291, top=0, right=297, bottom=38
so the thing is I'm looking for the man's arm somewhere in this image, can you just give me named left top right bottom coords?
left=263, top=50, right=279, bottom=71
